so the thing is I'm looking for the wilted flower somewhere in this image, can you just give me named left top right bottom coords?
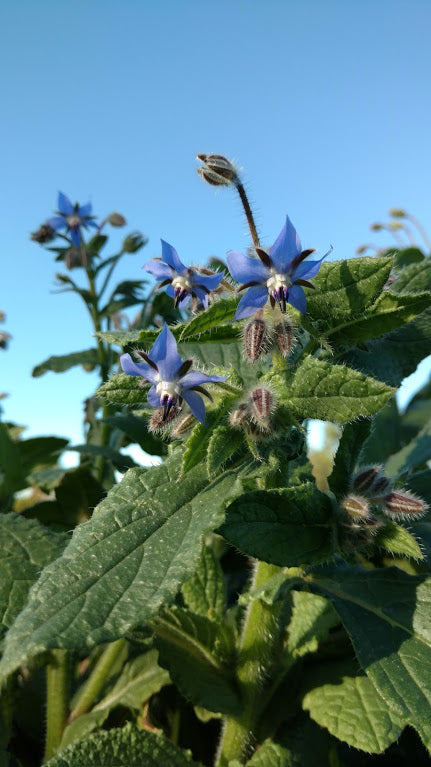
left=227, top=215, right=331, bottom=320
left=48, top=192, right=98, bottom=247
left=144, top=240, right=224, bottom=309
left=120, top=324, right=226, bottom=424
left=30, top=223, right=56, bottom=243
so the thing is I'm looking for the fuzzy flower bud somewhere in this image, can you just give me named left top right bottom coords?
left=382, top=490, right=428, bottom=520
left=342, top=494, right=371, bottom=520
left=243, top=318, right=269, bottom=362
left=370, top=475, right=391, bottom=495
left=352, top=465, right=383, bottom=493
left=171, top=413, right=195, bottom=437
left=370, top=223, right=384, bottom=232
left=249, top=386, right=276, bottom=434
left=196, top=154, right=238, bottom=186
left=31, top=223, right=56, bottom=243
left=274, top=318, right=296, bottom=357
left=229, top=403, right=249, bottom=428
left=389, top=208, right=406, bottom=218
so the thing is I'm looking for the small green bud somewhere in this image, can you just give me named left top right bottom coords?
left=370, top=223, right=384, bottom=232
left=388, top=221, right=403, bottom=231
left=123, top=232, right=146, bottom=253
left=389, top=208, right=406, bottom=218
left=107, top=212, right=127, bottom=227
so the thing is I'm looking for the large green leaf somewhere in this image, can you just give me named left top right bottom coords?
left=307, top=565, right=431, bottom=749
left=339, top=307, right=431, bottom=387
left=302, top=660, right=403, bottom=753
left=182, top=543, right=226, bottom=618
left=392, top=258, right=431, bottom=293
left=45, top=724, right=204, bottom=766
left=0, top=453, right=242, bottom=683
left=153, top=606, right=241, bottom=714
left=0, top=514, right=68, bottom=640
left=359, top=398, right=402, bottom=465
left=305, top=256, right=393, bottom=331
left=32, top=349, right=99, bottom=377
left=326, top=291, right=431, bottom=347
left=179, top=297, right=239, bottom=340
left=220, top=484, right=336, bottom=567
left=18, top=436, right=69, bottom=474
left=272, top=357, right=395, bottom=423
left=245, top=739, right=291, bottom=766
left=0, top=423, right=25, bottom=499
left=97, top=373, right=149, bottom=406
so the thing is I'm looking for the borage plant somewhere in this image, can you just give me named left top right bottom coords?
left=1, top=157, right=431, bottom=767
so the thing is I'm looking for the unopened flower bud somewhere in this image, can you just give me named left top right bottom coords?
left=370, top=223, right=383, bottom=232
left=274, top=318, right=295, bottom=357
left=196, top=154, right=238, bottom=186
left=0, top=332, right=11, bottom=350
left=382, top=490, right=428, bottom=520
left=356, top=245, right=368, bottom=255
left=66, top=246, right=88, bottom=269
left=229, top=403, right=249, bottom=428
left=123, top=232, right=146, bottom=253
left=108, top=212, right=127, bottom=227
left=389, top=208, right=406, bottom=218
left=352, top=465, right=382, bottom=493
left=342, top=494, right=371, bottom=519
left=370, top=475, right=391, bottom=495
left=243, top=318, right=269, bottom=362
left=149, top=406, right=180, bottom=433
left=171, top=413, right=195, bottom=437
left=388, top=221, right=403, bottom=231
left=30, top=223, right=56, bottom=243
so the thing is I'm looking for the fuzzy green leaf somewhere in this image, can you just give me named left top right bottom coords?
left=0, top=452, right=243, bottom=683
left=303, top=661, right=403, bottom=753
left=45, top=724, right=204, bottom=766
left=182, top=544, right=226, bottom=618
left=329, top=419, right=371, bottom=498
left=153, top=606, right=240, bottom=714
left=327, top=290, right=431, bottom=346
left=181, top=396, right=238, bottom=475
left=306, top=256, right=393, bottom=331
left=97, top=372, right=149, bottom=406
left=32, top=349, right=99, bottom=377
left=245, top=739, right=291, bottom=766
left=0, top=514, right=68, bottom=640
left=392, top=259, right=431, bottom=293
left=207, top=425, right=245, bottom=476
left=179, top=297, right=239, bottom=340
left=274, top=357, right=395, bottom=423
left=287, top=591, right=339, bottom=658
left=220, top=484, right=336, bottom=567
left=374, top=521, right=423, bottom=560
left=307, top=565, right=431, bottom=749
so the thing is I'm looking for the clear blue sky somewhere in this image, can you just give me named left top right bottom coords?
left=1, top=0, right=430, bottom=456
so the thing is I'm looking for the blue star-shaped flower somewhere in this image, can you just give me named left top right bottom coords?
left=144, top=240, right=224, bottom=309
left=120, top=324, right=226, bottom=424
left=48, top=192, right=98, bottom=247
left=227, top=215, right=332, bottom=320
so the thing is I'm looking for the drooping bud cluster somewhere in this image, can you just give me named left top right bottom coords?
left=242, top=313, right=297, bottom=363
left=341, top=465, right=428, bottom=538
left=196, top=154, right=238, bottom=186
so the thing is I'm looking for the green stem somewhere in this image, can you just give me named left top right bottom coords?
left=69, top=639, right=126, bottom=722
left=215, top=561, right=286, bottom=766
left=44, top=650, right=70, bottom=762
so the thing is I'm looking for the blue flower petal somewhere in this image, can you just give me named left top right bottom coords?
left=149, top=324, right=182, bottom=380
left=292, top=247, right=332, bottom=281
left=78, top=202, right=92, bottom=218
left=70, top=228, right=82, bottom=247
left=287, top=285, right=306, bottom=314
left=144, top=259, right=173, bottom=280
left=57, top=192, right=74, bottom=216
left=234, top=285, right=268, bottom=320
left=181, top=389, right=206, bottom=424
left=147, top=385, right=161, bottom=407
left=47, top=216, right=67, bottom=231
left=87, top=220, right=99, bottom=230
left=161, top=240, right=187, bottom=275
left=269, top=215, right=302, bottom=273
left=193, top=271, right=224, bottom=291
left=227, top=251, right=268, bottom=284
left=120, top=353, right=158, bottom=383
left=180, top=371, right=227, bottom=389
left=192, top=286, right=208, bottom=307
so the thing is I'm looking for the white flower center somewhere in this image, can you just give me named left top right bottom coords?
left=156, top=380, right=180, bottom=398
left=172, top=274, right=192, bottom=292
left=266, top=271, right=290, bottom=292
left=67, top=215, right=81, bottom=228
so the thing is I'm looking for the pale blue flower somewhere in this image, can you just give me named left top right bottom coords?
left=48, top=192, right=98, bottom=247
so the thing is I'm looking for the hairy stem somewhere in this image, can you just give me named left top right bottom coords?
left=68, top=639, right=126, bottom=723
left=235, top=181, right=260, bottom=250
left=44, top=650, right=70, bottom=761
left=215, top=561, right=286, bottom=766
